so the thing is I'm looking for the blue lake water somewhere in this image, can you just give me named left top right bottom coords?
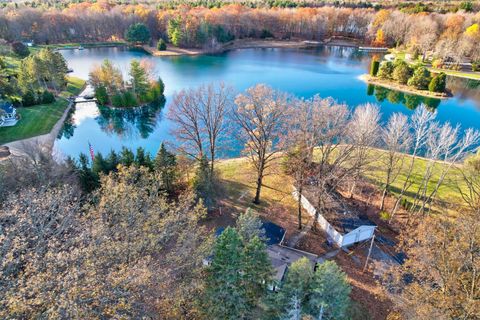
left=54, top=46, right=480, bottom=159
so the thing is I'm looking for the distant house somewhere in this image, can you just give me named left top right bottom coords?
left=0, top=101, right=18, bottom=127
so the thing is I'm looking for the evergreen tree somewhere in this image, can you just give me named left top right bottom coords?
left=154, top=143, right=177, bottom=193
left=125, top=23, right=151, bottom=44
left=392, top=60, right=412, bottom=84
left=193, top=155, right=214, bottom=207
left=135, top=147, right=152, bottom=168
left=242, top=236, right=273, bottom=305
left=236, top=208, right=266, bottom=242
left=408, top=67, right=431, bottom=90
left=120, top=147, right=135, bottom=166
left=428, top=72, right=447, bottom=93
left=204, top=227, right=248, bottom=319
left=92, top=152, right=108, bottom=175
left=106, top=150, right=119, bottom=172
left=77, top=153, right=99, bottom=192
left=377, top=61, right=394, bottom=80
left=129, top=59, right=149, bottom=97
left=306, top=261, right=351, bottom=320
left=157, top=38, right=167, bottom=51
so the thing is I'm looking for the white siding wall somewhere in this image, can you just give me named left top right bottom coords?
left=292, top=188, right=375, bottom=247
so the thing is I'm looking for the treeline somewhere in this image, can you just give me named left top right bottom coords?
left=1, top=4, right=479, bottom=61
left=89, top=58, right=165, bottom=107
left=0, top=46, right=68, bottom=105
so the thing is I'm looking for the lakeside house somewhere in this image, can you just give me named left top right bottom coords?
left=0, top=101, right=18, bottom=127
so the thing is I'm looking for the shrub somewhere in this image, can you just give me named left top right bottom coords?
left=429, top=72, right=447, bottom=93
left=11, top=41, right=30, bottom=57
left=473, top=62, right=480, bottom=72
left=392, top=61, right=412, bottom=84
left=122, top=90, right=138, bottom=107
left=22, top=90, right=36, bottom=106
left=94, top=86, right=109, bottom=105
left=432, top=59, right=444, bottom=69
left=407, top=66, right=431, bottom=90
left=379, top=211, right=391, bottom=221
left=370, top=60, right=380, bottom=76
left=111, top=92, right=126, bottom=107
left=41, top=90, right=55, bottom=104
left=377, top=61, right=394, bottom=80
left=157, top=38, right=167, bottom=51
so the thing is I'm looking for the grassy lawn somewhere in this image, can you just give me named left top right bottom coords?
left=61, top=76, right=86, bottom=98
left=428, top=67, right=480, bottom=80
left=216, top=148, right=467, bottom=220
left=38, top=41, right=126, bottom=50
left=0, top=77, right=85, bottom=145
left=0, top=99, right=68, bottom=144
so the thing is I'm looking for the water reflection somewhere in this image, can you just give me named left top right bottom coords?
left=58, top=99, right=165, bottom=140
left=367, top=84, right=441, bottom=111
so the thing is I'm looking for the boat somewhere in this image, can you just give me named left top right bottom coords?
left=78, top=46, right=84, bottom=50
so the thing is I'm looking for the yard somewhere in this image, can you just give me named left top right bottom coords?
left=0, top=76, right=85, bottom=145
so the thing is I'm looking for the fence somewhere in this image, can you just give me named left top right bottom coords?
left=292, top=188, right=375, bottom=247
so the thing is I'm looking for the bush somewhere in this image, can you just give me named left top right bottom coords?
left=111, top=92, right=126, bottom=108
left=432, top=59, right=444, bottom=69
left=370, top=60, right=380, bottom=76
left=22, top=90, right=36, bottom=106
left=377, top=61, right=394, bottom=80
left=379, top=211, right=391, bottom=221
left=260, top=29, right=274, bottom=39
left=94, top=86, right=109, bottom=105
left=407, top=66, right=431, bottom=90
left=41, top=90, right=55, bottom=104
left=429, top=72, right=447, bottom=93
left=392, top=61, right=412, bottom=84
left=473, top=62, right=480, bottom=72
left=122, top=90, right=138, bottom=107
left=157, top=38, right=167, bottom=51
left=11, top=41, right=30, bottom=57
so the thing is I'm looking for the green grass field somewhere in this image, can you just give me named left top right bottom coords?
left=0, top=77, right=85, bottom=145
left=0, top=99, right=69, bottom=144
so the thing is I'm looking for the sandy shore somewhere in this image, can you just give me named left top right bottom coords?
left=359, top=74, right=450, bottom=99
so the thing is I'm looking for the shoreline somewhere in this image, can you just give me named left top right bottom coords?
left=359, top=74, right=450, bottom=100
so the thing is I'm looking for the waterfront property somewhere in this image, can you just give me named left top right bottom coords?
left=0, top=101, right=18, bottom=127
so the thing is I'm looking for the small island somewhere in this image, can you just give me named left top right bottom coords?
left=362, top=59, right=450, bottom=99
left=89, top=59, right=165, bottom=108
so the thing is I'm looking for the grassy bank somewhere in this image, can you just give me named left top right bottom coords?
left=361, top=75, right=449, bottom=99
left=216, top=148, right=465, bottom=218
left=39, top=41, right=127, bottom=50
left=0, top=100, right=69, bottom=145
left=0, top=77, right=85, bottom=145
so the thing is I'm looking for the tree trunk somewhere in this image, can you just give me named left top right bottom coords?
left=253, top=174, right=263, bottom=204
left=297, top=184, right=303, bottom=230
left=380, top=186, right=387, bottom=211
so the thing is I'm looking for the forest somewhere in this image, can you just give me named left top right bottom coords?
left=0, top=2, right=479, bottom=63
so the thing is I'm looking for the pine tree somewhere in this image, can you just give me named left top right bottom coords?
left=306, top=261, right=351, bottom=320
left=92, top=152, right=108, bottom=175
left=242, top=236, right=273, bottom=305
left=154, top=143, right=177, bottom=193
left=129, top=59, right=149, bottom=98
left=204, top=227, right=248, bottom=319
left=236, top=208, right=266, bottom=242
left=77, top=153, right=99, bottom=192
left=120, top=147, right=135, bottom=166
left=106, top=150, right=119, bottom=172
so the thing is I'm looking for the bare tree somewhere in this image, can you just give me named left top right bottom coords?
left=283, top=96, right=328, bottom=229
left=346, top=103, right=381, bottom=198
left=168, top=82, right=232, bottom=175
left=379, top=113, right=411, bottom=213
left=390, top=105, right=435, bottom=218
left=232, top=84, right=289, bottom=204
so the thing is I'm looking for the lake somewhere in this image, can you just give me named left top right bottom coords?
left=54, top=46, right=480, bottom=159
